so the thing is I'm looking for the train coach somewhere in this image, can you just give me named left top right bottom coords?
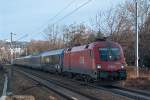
left=14, top=49, right=64, bottom=72
left=40, top=49, right=64, bottom=73
left=14, top=40, right=127, bottom=82
left=14, top=56, right=32, bottom=67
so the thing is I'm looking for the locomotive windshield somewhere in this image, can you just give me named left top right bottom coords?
left=99, top=48, right=120, bottom=61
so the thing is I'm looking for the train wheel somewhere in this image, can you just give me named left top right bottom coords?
left=67, top=72, right=74, bottom=79
left=84, top=76, right=93, bottom=83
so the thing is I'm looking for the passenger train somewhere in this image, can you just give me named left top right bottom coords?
left=14, top=40, right=127, bottom=82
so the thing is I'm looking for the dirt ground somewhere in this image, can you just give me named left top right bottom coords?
left=11, top=71, right=66, bottom=100
left=2, top=65, right=67, bottom=100
left=124, top=66, right=150, bottom=90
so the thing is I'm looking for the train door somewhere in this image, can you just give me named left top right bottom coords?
left=64, top=49, right=71, bottom=71
left=66, top=48, right=72, bottom=71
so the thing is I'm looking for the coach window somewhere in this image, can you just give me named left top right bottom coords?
left=56, top=55, right=59, bottom=64
left=42, top=57, right=44, bottom=64
left=50, top=56, right=54, bottom=64
left=45, top=56, right=49, bottom=64
left=53, top=55, right=59, bottom=64
left=49, top=55, right=54, bottom=65
left=49, top=56, right=52, bottom=64
left=44, top=57, right=46, bottom=64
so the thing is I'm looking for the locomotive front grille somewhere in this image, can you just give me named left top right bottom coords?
left=98, top=70, right=127, bottom=80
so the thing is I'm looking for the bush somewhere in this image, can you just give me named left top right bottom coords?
left=143, top=55, right=150, bottom=68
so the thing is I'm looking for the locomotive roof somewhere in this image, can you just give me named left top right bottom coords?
left=92, top=41, right=119, bottom=47
left=40, top=49, right=64, bottom=56
left=65, top=41, right=120, bottom=52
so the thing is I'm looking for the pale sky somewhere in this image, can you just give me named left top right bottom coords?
left=0, top=0, right=126, bottom=41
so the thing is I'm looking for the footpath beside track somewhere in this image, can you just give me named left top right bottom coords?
left=0, top=74, right=8, bottom=100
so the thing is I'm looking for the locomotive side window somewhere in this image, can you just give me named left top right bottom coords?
left=99, top=48, right=120, bottom=61
left=89, top=50, right=93, bottom=58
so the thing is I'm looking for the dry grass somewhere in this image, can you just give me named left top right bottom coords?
left=126, top=66, right=150, bottom=79
left=124, top=66, right=150, bottom=90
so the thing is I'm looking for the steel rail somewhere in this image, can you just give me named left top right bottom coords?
left=111, top=85, right=150, bottom=97
left=85, top=82, right=150, bottom=100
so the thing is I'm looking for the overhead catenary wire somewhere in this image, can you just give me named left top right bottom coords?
left=30, top=0, right=92, bottom=40
left=44, top=0, right=92, bottom=36
left=53, top=0, right=92, bottom=25
left=47, top=0, right=76, bottom=22
left=31, top=0, right=76, bottom=35
left=16, top=34, right=28, bottom=41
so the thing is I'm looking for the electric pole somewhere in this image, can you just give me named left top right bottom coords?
left=8, top=32, right=15, bottom=95
left=10, top=32, right=16, bottom=64
left=135, top=0, right=139, bottom=77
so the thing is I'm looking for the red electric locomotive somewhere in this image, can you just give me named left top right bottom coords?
left=63, top=40, right=127, bottom=81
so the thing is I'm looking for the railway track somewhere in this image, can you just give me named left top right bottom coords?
left=15, top=66, right=150, bottom=100
left=76, top=78, right=150, bottom=100
left=110, top=85, right=150, bottom=98
left=95, top=85, right=150, bottom=100
left=14, top=68, right=100, bottom=100
left=80, top=80, right=150, bottom=100
left=68, top=78, right=150, bottom=100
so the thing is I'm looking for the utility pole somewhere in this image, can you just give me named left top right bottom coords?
left=10, top=32, right=13, bottom=64
left=25, top=47, right=28, bottom=56
left=135, top=0, right=139, bottom=77
left=8, top=32, right=15, bottom=95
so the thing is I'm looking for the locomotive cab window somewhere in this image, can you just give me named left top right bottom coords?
left=99, top=48, right=120, bottom=61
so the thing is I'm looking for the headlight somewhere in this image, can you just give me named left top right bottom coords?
left=97, top=64, right=101, bottom=69
left=121, top=65, right=124, bottom=69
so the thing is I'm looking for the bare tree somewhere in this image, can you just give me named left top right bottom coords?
left=27, top=40, right=49, bottom=55
left=63, top=23, right=88, bottom=47
left=43, top=24, right=63, bottom=49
